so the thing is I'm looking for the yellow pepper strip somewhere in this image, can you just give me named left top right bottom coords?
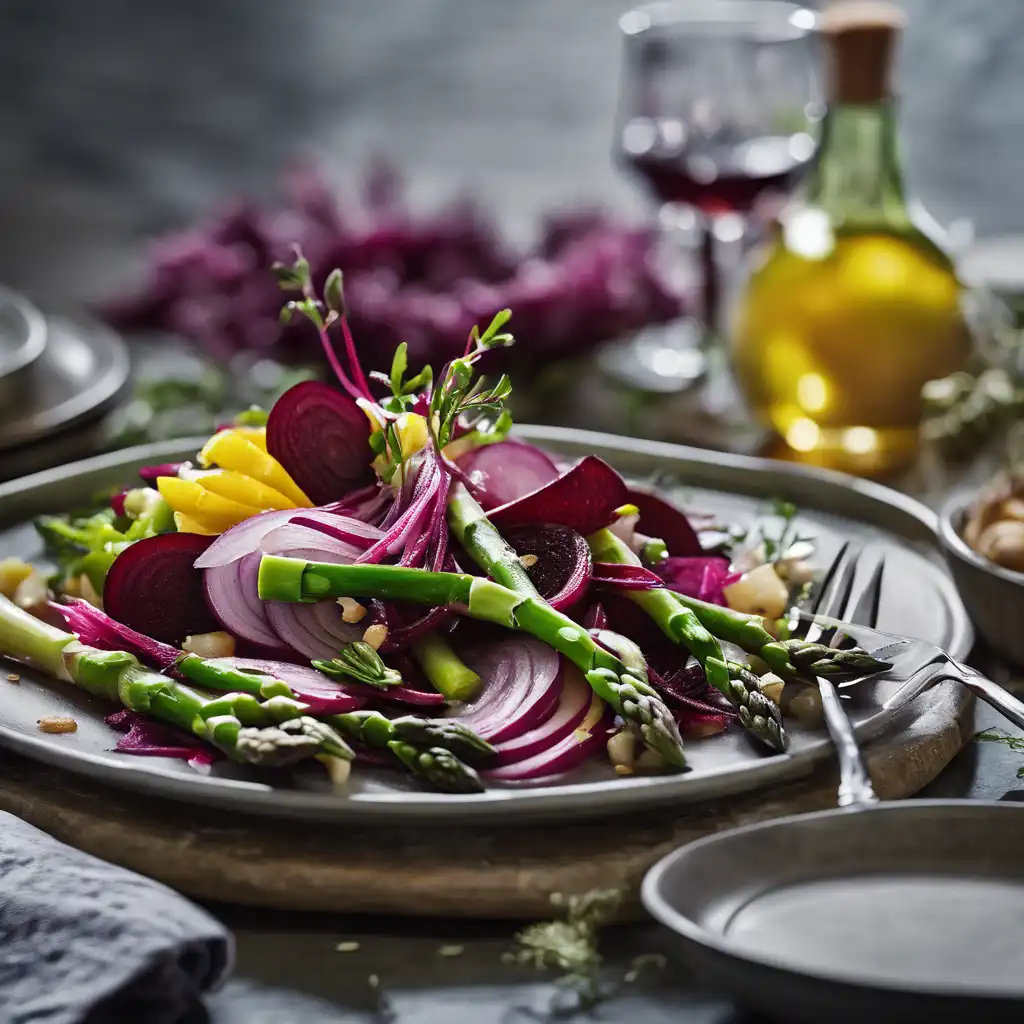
left=190, top=469, right=297, bottom=511
left=157, top=477, right=263, bottom=533
left=235, top=426, right=268, bottom=452
left=198, top=431, right=312, bottom=507
left=173, top=512, right=222, bottom=536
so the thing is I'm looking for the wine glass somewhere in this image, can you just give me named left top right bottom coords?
left=612, top=0, right=821, bottom=390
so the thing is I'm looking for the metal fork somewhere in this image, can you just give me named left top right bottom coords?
left=787, top=541, right=883, bottom=808
left=823, top=579, right=1024, bottom=732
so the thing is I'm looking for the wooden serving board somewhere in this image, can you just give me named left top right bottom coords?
left=0, top=684, right=973, bottom=920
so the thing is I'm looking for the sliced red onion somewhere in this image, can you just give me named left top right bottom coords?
left=194, top=509, right=296, bottom=569
left=259, top=525, right=369, bottom=659
left=204, top=554, right=287, bottom=652
left=290, top=511, right=382, bottom=549
left=484, top=693, right=609, bottom=782
left=490, top=666, right=592, bottom=766
left=592, top=561, right=664, bottom=591
left=342, top=682, right=447, bottom=707
left=580, top=603, right=608, bottom=631
left=139, top=462, right=184, bottom=485
left=455, top=637, right=563, bottom=744
left=457, top=440, right=560, bottom=510
left=215, top=657, right=366, bottom=714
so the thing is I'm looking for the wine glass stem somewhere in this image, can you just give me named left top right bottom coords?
left=700, top=220, right=720, bottom=344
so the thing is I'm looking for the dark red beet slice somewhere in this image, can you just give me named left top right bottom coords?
left=625, top=487, right=702, bottom=556
left=106, top=709, right=217, bottom=763
left=591, top=561, right=664, bottom=590
left=503, top=523, right=592, bottom=611
left=488, top=456, right=629, bottom=536
left=657, top=556, right=736, bottom=605
left=104, top=533, right=219, bottom=645
left=266, top=380, right=374, bottom=506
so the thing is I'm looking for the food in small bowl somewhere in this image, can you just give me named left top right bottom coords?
left=939, top=469, right=1024, bottom=665
left=960, top=470, right=1024, bottom=572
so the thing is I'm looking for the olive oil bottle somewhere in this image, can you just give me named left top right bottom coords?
left=730, top=1, right=971, bottom=475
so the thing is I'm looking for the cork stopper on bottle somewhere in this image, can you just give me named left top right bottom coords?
left=820, top=1, right=907, bottom=104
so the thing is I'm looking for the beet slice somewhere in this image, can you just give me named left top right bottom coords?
left=104, top=533, right=219, bottom=645
left=502, top=523, right=591, bottom=611
left=266, top=380, right=374, bottom=506
left=488, top=456, right=629, bottom=536
left=625, top=486, right=702, bottom=556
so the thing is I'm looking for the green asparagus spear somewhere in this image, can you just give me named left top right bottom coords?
left=587, top=528, right=787, bottom=752
left=726, top=661, right=786, bottom=752
left=258, top=555, right=687, bottom=769
left=446, top=484, right=684, bottom=767
left=668, top=591, right=891, bottom=681
left=410, top=632, right=482, bottom=701
left=0, top=594, right=352, bottom=767
left=331, top=709, right=493, bottom=793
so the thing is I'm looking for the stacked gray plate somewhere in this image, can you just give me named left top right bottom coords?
left=0, top=288, right=130, bottom=481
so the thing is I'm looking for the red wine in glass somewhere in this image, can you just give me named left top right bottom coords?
left=619, top=121, right=813, bottom=215
left=618, top=119, right=815, bottom=329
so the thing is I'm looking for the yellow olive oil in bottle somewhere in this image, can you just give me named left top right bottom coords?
left=730, top=1, right=971, bottom=475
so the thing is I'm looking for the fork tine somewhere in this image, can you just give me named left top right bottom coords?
left=808, top=541, right=850, bottom=617
left=845, top=557, right=885, bottom=629
left=815, top=543, right=861, bottom=621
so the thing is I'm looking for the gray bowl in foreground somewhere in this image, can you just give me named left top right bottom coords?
left=937, top=495, right=1024, bottom=667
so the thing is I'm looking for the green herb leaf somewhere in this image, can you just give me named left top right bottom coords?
left=389, top=343, right=409, bottom=398
left=324, top=268, right=345, bottom=315
left=313, top=641, right=403, bottom=689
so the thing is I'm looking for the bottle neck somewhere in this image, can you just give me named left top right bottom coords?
left=805, top=98, right=910, bottom=229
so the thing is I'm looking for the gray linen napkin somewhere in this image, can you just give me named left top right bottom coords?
left=0, top=812, right=231, bottom=1024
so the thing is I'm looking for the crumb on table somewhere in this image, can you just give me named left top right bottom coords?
left=6, top=673, right=20, bottom=683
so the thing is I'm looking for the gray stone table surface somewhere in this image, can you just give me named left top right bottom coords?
left=1, top=1, right=1024, bottom=1020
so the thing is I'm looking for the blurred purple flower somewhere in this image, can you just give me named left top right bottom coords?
left=105, top=164, right=687, bottom=374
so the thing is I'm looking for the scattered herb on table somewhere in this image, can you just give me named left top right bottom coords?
left=974, top=727, right=1024, bottom=777
left=504, top=889, right=665, bottom=1017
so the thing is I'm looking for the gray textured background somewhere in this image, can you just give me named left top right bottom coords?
left=0, top=0, right=1021, bottom=310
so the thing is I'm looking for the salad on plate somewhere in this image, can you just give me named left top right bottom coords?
left=0, top=251, right=892, bottom=795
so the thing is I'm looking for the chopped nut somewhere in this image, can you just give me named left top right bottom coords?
left=723, top=563, right=789, bottom=619
left=977, top=519, right=1024, bottom=572
left=362, top=623, right=388, bottom=651
left=437, top=944, right=464, bottom=958
left=606, top=728, right=636, bottom=770
left=6, top=673, right=20, bottom=683
left=0, top=559, right=33, bottom=600
left=13, top=568, right=50, bottom=613
left=38, top=716, right=77, bottom=734
left=634, top=747, right=671, bottom=773
left=320, top=754, right=352, bottom=790
left=182, top=631, right=236, bottom=659
left=337, top=596, right=368, bottom=624
left=785, top=685, right=824, bottom=726
left=335, top=941, right=361, bottom=953
left=758, top=673, right=786, bottom=705
left=518, top=553, right=538, bottom=568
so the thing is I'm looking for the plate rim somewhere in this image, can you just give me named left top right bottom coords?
left=0, top=428, right=974, bottom=822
